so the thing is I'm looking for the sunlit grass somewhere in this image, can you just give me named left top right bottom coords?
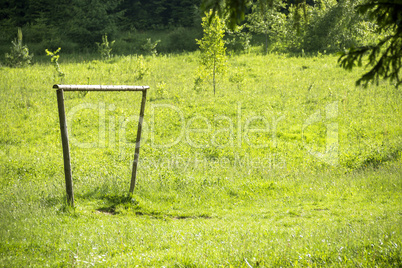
left=0, top=51, right=401, bottom=266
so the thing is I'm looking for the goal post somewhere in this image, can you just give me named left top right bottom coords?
left=54, top=84, right=149, bottom=207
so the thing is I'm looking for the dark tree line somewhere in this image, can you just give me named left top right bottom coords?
left=0, top=0, right=201, bottom=48
left=120, top=0, right=201, bottom=30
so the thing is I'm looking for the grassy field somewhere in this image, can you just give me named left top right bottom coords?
left=0, top=51, right=401, bottom=267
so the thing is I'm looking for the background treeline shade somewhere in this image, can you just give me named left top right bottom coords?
left=0, top=0, right=201, bottom=30
left=120, top=0, right=201, bottom=30
left=0, top=0, right=378, bottom=56
left=0, top=0, right=201, bottom=48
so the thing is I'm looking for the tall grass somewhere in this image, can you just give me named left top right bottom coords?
left=0, top=51, right=401, bottom=267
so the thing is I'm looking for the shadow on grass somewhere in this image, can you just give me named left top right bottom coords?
left=95, top=194, right=212, bottom=220
left=95, top=193, right=137, bottom=216
left=75, top=187, right=212, bottom=219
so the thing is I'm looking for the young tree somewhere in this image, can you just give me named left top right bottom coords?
left=196, top=10, right=227, bottom=95
left=5, top=27, right=33, bottom=67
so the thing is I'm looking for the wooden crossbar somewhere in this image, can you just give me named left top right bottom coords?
left=53, top=84, right=149, bottom=91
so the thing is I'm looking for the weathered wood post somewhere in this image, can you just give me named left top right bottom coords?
left=129, top=89, right=147, bottom=194
left=56, top=88, right=74, bottom=207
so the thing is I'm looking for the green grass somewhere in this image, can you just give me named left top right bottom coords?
left=0, top=51, right=401, bottom=267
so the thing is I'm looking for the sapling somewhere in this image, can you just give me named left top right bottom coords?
left=5, top=27, right=33, bottom=67
left=196, top=10, right=227, bottom=95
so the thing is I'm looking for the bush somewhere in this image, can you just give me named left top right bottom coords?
left=113, top=31, right=152, bottom=55
left=303, top=0, right=367, bottom=52
left=259, top=0, right=378, bottom=54
left=165, top=27, right=201, bottom=52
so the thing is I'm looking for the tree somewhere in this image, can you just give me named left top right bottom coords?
left=119, top=0, right=201, bottom=30
left=201, top=0, right=402, bottom=88
left=246, top=1, right=286, bottom=54
left=201, top=0, right=250, bottom=29
left=61, top=0, right=124, bottom=47
left=338, top=0, right=402, bottom=87
left=302, top=0, right=367, bottom=53
left=196, top=10, right=227, bottom=95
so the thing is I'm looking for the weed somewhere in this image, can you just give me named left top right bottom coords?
left=96, top=34, right=115, bottom=60
left=141, top=38, right=160, bottom=56
left=135, top=55, right=149, bottom=80
left=156, top=81, right=167, bottom=98
left=229, top=67, right=245, bottom=91
left=45, top=47, right=65, bottom=80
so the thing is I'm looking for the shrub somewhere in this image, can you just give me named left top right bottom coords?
left=166, top=27, right=201, bottom=52
left=303, top=0, right=366, bottom=52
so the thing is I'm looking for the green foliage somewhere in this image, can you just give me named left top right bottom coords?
left=196, top=10, right=227, bottom=95
left=135, top=55, right=149, bottom=80
left=62, top=0, right=123, bottom=48
left=202, top=0, right=379, bottom=54
left=0, top=0, right=201, bottom=53
left=96, top=34, right=115, bottom=60
left=201, top=0, right=401, bottom=87
left=304, top=0, right=372, bottom=52
left=45, top=47, right=65, bottom=80
left=193, top=76, right=204, bottom=92
left=246, top=1, right=286, bottom=54
left=112, top=28, right=200, bottom=55
left=339, top=0, right=402, bottom=88
left=120, top=0, right=201, bottom=30
left=4, top=28, right=33, bottom=67
left=166, top=27, right=201, bottom=52
left=225, top=25, right=252, bottom=53
left=266, top=0, right=374, bottom=54
left=201, top=0, right=250, bottom=29
left=228, top=67, right=245, bottom=90
left=141, top=38, right=161, bottom=56
left=156, top=81, right=167, bottom=98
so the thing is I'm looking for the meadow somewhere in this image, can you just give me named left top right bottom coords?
left=0, top=51, right=401, bottom=267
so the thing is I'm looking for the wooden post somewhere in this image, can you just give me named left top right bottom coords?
left=130, top=89, right=147, bottom=194
left=56, top=89, right=74, bottom=207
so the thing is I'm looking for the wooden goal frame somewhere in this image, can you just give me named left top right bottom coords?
left=54, top=84, right=149, bottom=207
